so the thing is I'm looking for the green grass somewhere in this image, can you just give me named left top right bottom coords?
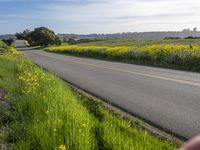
left=78, top=39, right=200, bottom=47
left=0, top=41, right=178, bottom=149
left=45, top=44, right=200, bottom=72
left=0, top=41, right=9, bottom=54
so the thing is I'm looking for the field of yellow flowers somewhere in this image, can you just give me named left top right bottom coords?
left=0, top=41, right=178, bottom=149
left=45, top=44, right=200, bottom=72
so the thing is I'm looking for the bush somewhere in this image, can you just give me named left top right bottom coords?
left=15, top=27, right=61, bottom=46
left=2, top=39, right=14, bottom=46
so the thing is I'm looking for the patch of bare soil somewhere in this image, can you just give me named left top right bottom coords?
left=0, top=145, right=6, bottom=150
left=0, top=144, right=9, bottom=150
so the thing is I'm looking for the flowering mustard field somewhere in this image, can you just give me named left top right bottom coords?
left=45, top=44, right=200, bottom=72
left=0, top=42, right=178, bottom=149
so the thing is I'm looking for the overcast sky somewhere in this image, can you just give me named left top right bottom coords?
left=0, top=0, right=200, bottom=34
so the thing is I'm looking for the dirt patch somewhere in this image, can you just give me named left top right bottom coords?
left=0, top=144, right=7, bottom=150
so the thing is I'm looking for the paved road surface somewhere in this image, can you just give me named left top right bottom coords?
left=15, top=40, right=200, bottom=139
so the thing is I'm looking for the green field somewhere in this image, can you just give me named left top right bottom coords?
left=0, top=41, right=178, bottom=149
left=45, top=40, right=200, bottom=72
left=77, top=39, right=200, bottom=47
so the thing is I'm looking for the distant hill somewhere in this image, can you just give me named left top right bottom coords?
left=58, top=31, right=200, bottom=41
left=2, top=31, right=200, bottom=41
left=0, top=34, right=16, bottom=40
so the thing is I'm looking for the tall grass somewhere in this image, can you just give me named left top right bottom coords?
left=45, top=44, right=200, bottom=72
left=0, top=42, right=177, bottom=149
left=0, top=53, right=97, bottom=149
left=0, top=41, right=9, bottom=54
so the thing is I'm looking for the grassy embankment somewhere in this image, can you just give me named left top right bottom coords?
left=45, top=42, right=200, bottom=72
left=0, top=41, right=178, bottom=149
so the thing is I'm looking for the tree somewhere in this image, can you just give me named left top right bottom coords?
left=55, top=36, right=62, bottom=46
left=15, top=27, right=61, bottom=46
left=2, top=38, right=14, bottom=46
left=15, top=29, right=31, bottom=41
left=193, top=27, right=198, bottom=32
left=29, top=27, right=61, bottom=46
left=182, top=28, right=190, bottom=32
left=164, top=37, right=181, bottom=40
left=67, top=38, right=77, bottom=45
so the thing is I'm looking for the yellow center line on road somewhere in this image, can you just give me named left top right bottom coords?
left=30, top=51, right=200, bottom=87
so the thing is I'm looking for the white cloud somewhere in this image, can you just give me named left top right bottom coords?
left=30, top=0, right=199, bottom=32
left=1, top=0, right=200, bottom=33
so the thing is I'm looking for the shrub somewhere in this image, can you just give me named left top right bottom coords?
left=15, top=27, right=61, bottom=46
left=2, top=39, right=14, bottom=46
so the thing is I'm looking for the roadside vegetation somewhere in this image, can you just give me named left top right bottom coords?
left=23, top=40, right=30, bottom=46
left=0, top=41, right=178, bottom=149
left=45, top=43, right=200, bottom=72
left=1, top=39, right=14, bottom=46
left=15, top=27, right=61, bottom=46
left=66, top=38, right=101, bottom=45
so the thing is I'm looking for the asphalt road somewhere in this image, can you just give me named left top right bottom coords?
left=15, top=40, right=200, bottom=139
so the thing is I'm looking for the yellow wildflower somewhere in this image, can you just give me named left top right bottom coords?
left=81, top=123, right=86, bottom=128
left=58, top=144, right=66, bottom=150
left=45, top=110, right=49, bottom=114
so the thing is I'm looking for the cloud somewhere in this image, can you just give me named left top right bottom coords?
left=1, top=0, right=200, bottom=34
left=36, top=0, right=200, bottom=22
